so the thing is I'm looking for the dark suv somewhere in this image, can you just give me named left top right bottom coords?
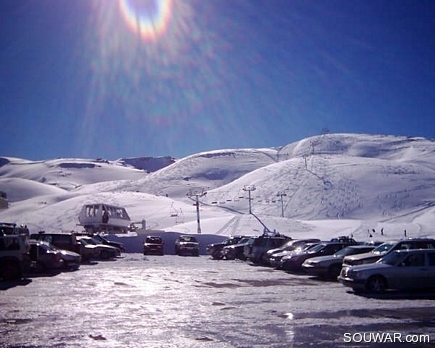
left=175, top=235, right=199, bottom=256
left=221, top=237, right=253, bottom=260
left=206, top=236, right=246, bottom=259
left=342, top=238, right=435, bottom=267
left=30, top=232, right=81, bottom=255
left=143, top=236, right=164, bottom=256
left=0, top=229, right=29, bottom=281
left=244, top=234, right=289, bottom=264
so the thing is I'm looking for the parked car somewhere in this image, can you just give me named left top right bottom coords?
left=27, top=240, right=81, bottom=271
left=26, top=240, right=65, bottom=272
left=280, top=241, right=358, bottom=272
left=302, top=245, right=375, bottom=279
left=206, top=236, right=246, bottom=259
left=342, top=238, right=435, bottom=267
left=267, top=239, right=321, bottom=267
left=175, top=235, right=199, bottom=256
left=271, top=243, right=320, bottom=269
left=86, top=234, right=125, bottom=253
left=0, top=232, right=29, bottom=281
left=76, top=238, right=100, bottom=261
left=143, top=236, right=164, bottom=255
left=244, top=234, right=289, bottom=264
left=338, top=249, right=435, bottom=293
left=221, top=237, right=253, bottom=260
left=76, top=236, right=120, bottom=259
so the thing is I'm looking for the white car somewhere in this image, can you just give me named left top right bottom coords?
left=338, top=249, right=435, bottom=293
left=77, top=236, right=120, bottom=260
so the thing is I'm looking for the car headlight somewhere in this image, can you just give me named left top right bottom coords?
left=347, top=270, right=364, bottom=279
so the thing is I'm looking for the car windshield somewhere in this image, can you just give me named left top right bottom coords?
left=333, top=247, right=357, bottom=257
left=237, top=238, right=250, bottom=244
left=182, top=237, right=197, bottom=242
left=80, top=238, right=97, bottom=245
left=79, top=238, right=90, bottom=245
left=377, top=251, right=403, bottom=265
left=44, top=242, right=58, bottom=251
left=372, top=242, right=395, bottom=254
left=147, top=237, right=161, bottom=243
left=227, top=238, right=241, bottom=245
left=307, top=244, right=326, bottom=253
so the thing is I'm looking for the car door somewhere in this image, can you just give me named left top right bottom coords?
left=397, top=252, right=427, bottom=290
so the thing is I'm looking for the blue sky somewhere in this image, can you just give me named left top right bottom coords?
left=1, top=0, right=434, bottom=160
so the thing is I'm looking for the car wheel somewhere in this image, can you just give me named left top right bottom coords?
left=328, top=264, right=342, bottom=280
left=366, top=275, right=387, bottom=293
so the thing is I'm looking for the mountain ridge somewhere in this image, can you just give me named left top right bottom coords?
left=1, top=133, right=435, bottom=238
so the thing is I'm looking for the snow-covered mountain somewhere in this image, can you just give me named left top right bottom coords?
left=1, top=133, right=435, bottom=242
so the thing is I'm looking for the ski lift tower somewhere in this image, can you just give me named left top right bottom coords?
left=277, top=192, right=287, bottom=217
left=243, top=185, right=256, bottom=214
left=187, top=188, right=207, bottom=234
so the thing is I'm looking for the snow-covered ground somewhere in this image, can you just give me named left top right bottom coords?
left=1, top=133, right=435, bottom=245
left=2, top=133, right=435, bottom=347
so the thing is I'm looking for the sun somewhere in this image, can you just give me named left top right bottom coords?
left=118, top=0, right=173, bottom=42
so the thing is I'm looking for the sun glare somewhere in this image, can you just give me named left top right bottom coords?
left=81, top=0, right=225, bottom=156
left=118, top=0, right=173, bottom=42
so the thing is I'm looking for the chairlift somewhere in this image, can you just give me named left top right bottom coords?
left=170, top=202, right=178, bottom=217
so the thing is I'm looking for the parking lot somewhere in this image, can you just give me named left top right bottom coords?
left=1, top=254, right=434, bottom=347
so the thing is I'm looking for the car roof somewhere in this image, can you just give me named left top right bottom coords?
left=346, top=245, right=375, bottom=249
left=390, top=248, right=435, bottom=254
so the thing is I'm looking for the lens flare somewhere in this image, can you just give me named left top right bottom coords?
left=82, top=0, right=226, bottom=156
left=118, top=0, right=173, bottom=42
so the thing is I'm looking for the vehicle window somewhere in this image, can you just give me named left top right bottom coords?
left=253, top=238, right=267, bottom=247
left=415, top=241, right=435, bottom=249
left=373, top=243, right=395, bottom=254
left=1, top=237, right=20, bottom=251
left=42, top=235, right=53, bottom=244
left=403, top=253, right=425, bottom=267
left=53, top=235, right=72, bottom=243
left=428, top=253, right=435, bottom=266
left=308, top=244, right=325, bottom=253
left=378, top=251, right=402, bottom=265
left=396, top=242, right=412, bottom=250
left=329, top=245, right=343, bottom=253
left=45, top=243, right=57, bottom=251
left=334, top=247, right=353, bottom=257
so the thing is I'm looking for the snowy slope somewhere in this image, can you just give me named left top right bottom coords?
left=1, top=134, right=435, bottom=242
